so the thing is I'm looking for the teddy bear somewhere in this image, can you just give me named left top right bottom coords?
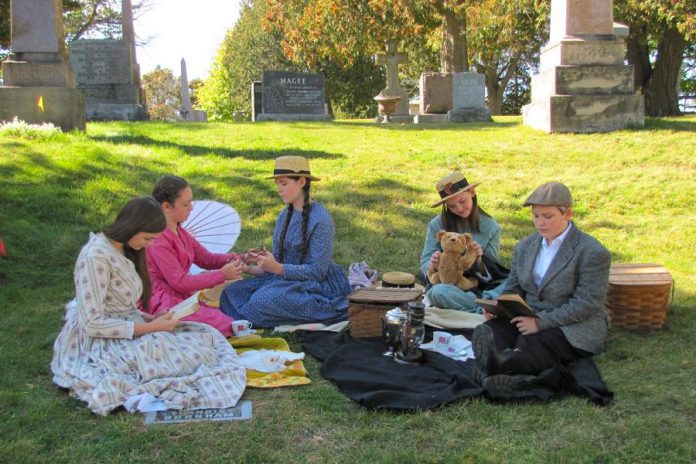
left=427, top=230, right=479, bottom=290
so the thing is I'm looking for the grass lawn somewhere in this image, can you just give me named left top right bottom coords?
left=1, top=116, right=695, bottom=463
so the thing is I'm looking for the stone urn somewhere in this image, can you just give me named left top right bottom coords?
left=374, top=94, right=403, bottom=123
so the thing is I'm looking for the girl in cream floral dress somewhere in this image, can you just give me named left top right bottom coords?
left=51, top=197, right=246, bottom=415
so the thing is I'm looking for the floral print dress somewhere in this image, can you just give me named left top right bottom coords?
left=51, top=233, right=246, bottom=416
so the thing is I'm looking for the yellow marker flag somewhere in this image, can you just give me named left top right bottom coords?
left=37, top=96, right=45, bottom=112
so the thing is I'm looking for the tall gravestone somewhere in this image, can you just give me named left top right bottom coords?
left=414, top=72, right=453, bottom=124
left=179, top=58, right=206, bottom=122
left=373, top=40, right=411, bottom=123
left=68, top=0, right=146, bottom=121
left=256, top=71, right=331, bottom=121
left=523, top=0, right=644, bottom=133
left=0, top=0, right=85, bottom=131
left=448, top=72, right=492, bottom=122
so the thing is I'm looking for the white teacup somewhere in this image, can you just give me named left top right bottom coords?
left=433, top=331, right=452, bottom=352
left=232, top=320, right=253, bottom=337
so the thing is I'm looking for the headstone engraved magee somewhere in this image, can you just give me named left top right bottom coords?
left=0, top=0, right=85, bottom=131
left=256, top=71, right=331, bottom=121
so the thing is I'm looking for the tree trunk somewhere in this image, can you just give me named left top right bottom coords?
left=440, top=7, right=469, bottom=73
left=644, top=27, right=685, bottom=116
left=626, top=23, right=685, bottom=116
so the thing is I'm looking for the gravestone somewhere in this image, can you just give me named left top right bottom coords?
left=68, top=0, right=146, bottom=121
left=373, top=40, right=411, bottom=123
left=179, top=58, right=206, bottom=122
left=523, top=0, right=644, bottom=132
left=0, top=0, right=85, bottom=131
left=255, top=71, right=331, bottom=121
left=250, top=81, right=262, bottom=121
left=447, top=72, right=492, bottom=122
left=414, top=72, right=453, bottom=124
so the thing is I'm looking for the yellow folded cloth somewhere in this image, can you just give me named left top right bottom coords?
left=229, top=335, right=311, bottom=388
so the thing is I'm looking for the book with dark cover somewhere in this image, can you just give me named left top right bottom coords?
left=474, top=293, right=537, bottom=319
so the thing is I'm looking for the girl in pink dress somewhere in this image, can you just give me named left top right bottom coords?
left=144, top=175, right=245, bottom=336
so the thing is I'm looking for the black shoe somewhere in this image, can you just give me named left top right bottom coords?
left=483, top=373, right=538, bottom=392
left=472, top=324, right=496, bottom=376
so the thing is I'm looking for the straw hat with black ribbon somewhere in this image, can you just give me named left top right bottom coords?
left=266, top=156, right=321, bottom=181
left=431, top=171, right=480, bottom=208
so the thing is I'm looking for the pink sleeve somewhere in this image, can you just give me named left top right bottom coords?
left=190, top=236, right=239, bottom=270
left=148, top=239, right=226, bottom=294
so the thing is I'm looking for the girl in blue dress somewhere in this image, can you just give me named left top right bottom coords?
left=220, top=156, right=351, bottom=327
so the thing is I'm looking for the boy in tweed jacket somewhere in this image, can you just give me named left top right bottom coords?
left=472, top=182, right=611, bottom=391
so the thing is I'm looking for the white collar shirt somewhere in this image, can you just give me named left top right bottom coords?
left=532, top=222, right=573, bottom=287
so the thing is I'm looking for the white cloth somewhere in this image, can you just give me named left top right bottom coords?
left=420, top=332, right=475, bottom=362
left=423, top=306, right=486, bottom=329
left=532, top=222, right=573, bottom=287
left=238, top=350, right=305, bottom=373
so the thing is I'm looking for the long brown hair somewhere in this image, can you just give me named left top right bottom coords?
left=440, top=192, right=490, bottom=233
left=103, top=196, right=166, bottom=309
left=278, top=179, right=312, bottom=263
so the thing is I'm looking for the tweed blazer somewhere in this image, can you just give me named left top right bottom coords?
left=504, top=222, right=611, bottom=354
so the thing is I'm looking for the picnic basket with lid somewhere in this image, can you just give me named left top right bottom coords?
left=348, top=288, right=423, bottom=337
left=605, top=263, right=673, bottom=329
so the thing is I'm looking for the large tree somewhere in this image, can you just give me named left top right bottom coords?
left=467, top=0, right=548, bottom=114
left=1, top=0, right=150, bottom=48
left=198, top=0, right=298, bottom=120
left=615, top=0, right=696, bottom=116
left=142, top=66, right=179, bottom=121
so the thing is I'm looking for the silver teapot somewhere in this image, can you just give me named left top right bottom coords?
left=395, top=301, right=425, bottom=364
left=381, top=307, right=408, bottom=357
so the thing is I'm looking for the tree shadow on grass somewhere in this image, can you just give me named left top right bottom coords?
left=88, top=133, right=346, bottom=161
left=643, top=117, right=696, bottom=132
left=333, top=119, right=519, bottom=131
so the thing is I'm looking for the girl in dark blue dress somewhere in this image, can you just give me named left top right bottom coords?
left=220, top=156, right=351, bottom=327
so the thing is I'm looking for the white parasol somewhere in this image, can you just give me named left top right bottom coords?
left=182, top=200, right=242, bottom=275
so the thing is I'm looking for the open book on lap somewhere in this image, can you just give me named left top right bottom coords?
left=168, top=292, right=201, bottom=321
left=474, top=293, right=537, bottom=319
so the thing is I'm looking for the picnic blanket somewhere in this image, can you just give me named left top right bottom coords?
left=301, top=329, right=613, bottom=411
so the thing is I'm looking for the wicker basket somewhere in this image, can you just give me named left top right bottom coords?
left=606, top=263, right=672, bottom=329
left=348, top=288, right=423, bottom=337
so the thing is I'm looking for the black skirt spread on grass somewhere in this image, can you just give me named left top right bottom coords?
left=300, top=329, right=613, bottom=411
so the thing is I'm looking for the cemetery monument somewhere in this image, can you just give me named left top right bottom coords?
left=0, top=0, right=86, bottom=131
left=179, top=58, right=207, bottom=122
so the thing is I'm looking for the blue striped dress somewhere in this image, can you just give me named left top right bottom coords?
left=220, top=202, right=351, bottom=327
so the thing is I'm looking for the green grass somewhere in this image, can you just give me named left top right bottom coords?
left=1, top=116, right=695, bottom=463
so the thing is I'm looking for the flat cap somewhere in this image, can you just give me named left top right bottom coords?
left=523, top=182, right=573, bottom=207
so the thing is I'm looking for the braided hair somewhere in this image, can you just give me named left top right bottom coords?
left=277, top=180, right=312, bottom=263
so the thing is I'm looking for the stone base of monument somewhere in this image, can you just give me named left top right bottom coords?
left=447, top=107, right=492, bottom=123
left=86, top=103, right=147, bottom=121
left=522, top=94, right=644, bottom=133
left=532, top=65, right=634, bottom=96
left=540, top=39, right=626, bottom=69
left=256, top=113, right=332, bottom=122
left=2, top=59, right=76, bottom=87
left=374, top=114, right=413, bottom=124
left=413, top=114, right=449, bottom=124
left=0, top=87, right=86, bottom=131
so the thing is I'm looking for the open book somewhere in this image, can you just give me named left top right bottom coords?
left=474, top=293, right=537, bottom=319
left=168, top=292, right=201, bottom=321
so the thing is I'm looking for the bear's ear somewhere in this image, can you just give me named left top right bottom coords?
left=436, top=230, right=446, bottom=241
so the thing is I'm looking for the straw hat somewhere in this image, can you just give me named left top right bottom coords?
left=266, top=156, right=320, bottom=181
left=431, top=171, right=480, bottom=207
left=381, top=271, right=416, bottom=288
left=523, top=182, right=572, bottom=207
